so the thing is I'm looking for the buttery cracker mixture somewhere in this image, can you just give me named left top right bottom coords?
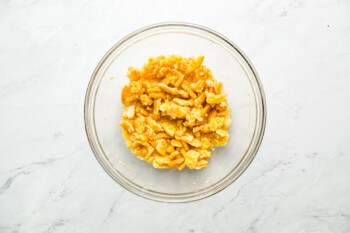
left=120, top=55, right=231, bottom=170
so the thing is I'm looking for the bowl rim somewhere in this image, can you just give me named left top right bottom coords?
left=84, top=22, right=267, bottom=203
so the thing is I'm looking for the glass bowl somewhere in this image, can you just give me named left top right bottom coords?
left=84, top=22, right=266, bottom=202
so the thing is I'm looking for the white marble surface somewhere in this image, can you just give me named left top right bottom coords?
left=1, top=0, right=350, bottom=232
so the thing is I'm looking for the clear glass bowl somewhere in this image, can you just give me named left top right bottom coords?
left=84, top=22, right=266, bottom=202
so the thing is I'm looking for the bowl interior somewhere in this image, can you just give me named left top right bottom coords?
left=85, top=24, right=265, bottom=201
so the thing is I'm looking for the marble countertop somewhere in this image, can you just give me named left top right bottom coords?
left=1, top=0, right=350, bottom=232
